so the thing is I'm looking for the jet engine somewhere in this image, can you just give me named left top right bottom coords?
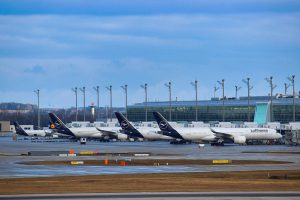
left=45, top=129, right=55, bottom=137
left=117, top=133, right=128, bottom=141
left=233, top=136, right=246, bottom=144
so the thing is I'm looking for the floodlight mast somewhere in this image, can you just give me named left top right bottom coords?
left=164, top=81, right=172, bottom=121
left=79, top=87, right=86, bottom=121
left=287, top=75, right=295, bottom=122
left=217, top=79, right=225, bottom=122
left=213, top=86, right=219, bottom=98
left=140, top=83, right=148, bottom=121
left=93, top=86, right=99, bottom=121
left=242, top=78, right=253, bottom=122
left=72, top=87, right=78, bottom=121
left=265, top=76, right=277, bottom=122
left=235, top=85, right=241, bottom=99
left=106, top=85, right=112, bottom=122
left=284, top=83, right=291, bottom=95
left=121, top=85, right=128, bottom=118
left=34, top=89, right=40, bottom=129
left=190, top=80, right=198, bottom=121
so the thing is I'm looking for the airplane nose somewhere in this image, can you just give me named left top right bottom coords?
left=277, top=133, right=282, bottom=138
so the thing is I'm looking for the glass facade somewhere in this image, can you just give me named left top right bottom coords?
left=127, top=96, right=300, bottom=123
left=273, top=105, right=300, bottom=123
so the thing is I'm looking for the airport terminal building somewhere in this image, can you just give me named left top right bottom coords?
left=127, top=95, right=300, bottom=124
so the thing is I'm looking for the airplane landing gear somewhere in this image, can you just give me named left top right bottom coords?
left=170, top=140, right=191, bottom=145
left=80, top=138, right=87, bottom=145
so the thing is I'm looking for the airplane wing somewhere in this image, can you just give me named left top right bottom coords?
left=210, top=128, right=248, bottom=144
left=96, top=128, right=118, bottom=138
left=210, top=128, right=233, bottom=139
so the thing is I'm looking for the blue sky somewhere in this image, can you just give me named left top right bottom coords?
left=0, top=0, right=299, bottom=108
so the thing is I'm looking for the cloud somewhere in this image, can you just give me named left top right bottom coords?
left=0, top=7, right=299, bottom=107
left=0, top=13, right=299, bottom=60
left=1, top=0, right=300, bottom=15
left=24, top=65, right=46, bottom=74
left=0, top=56, right=299, bottom=107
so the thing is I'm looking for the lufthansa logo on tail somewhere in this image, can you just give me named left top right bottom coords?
left=121, top=121, right=129, bottom=128
left=159, top=121, right=168, bottom=130
left=55, top=122, right=61, bottom=128
left=50, top=123, right=55, bottom=129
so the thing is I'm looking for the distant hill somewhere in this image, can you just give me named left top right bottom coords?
left=0, top=102, right=37, bottom=110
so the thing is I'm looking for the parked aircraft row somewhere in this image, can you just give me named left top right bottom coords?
left=14, top=111, right=282, bottom=145
left=14, top=121, right=58, bottom=137
left=151, top=112, right=281, bottom=145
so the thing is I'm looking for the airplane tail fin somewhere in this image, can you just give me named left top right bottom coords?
left=13, top=121, right=28, bottom=136
left=115, top=112, right=135, bottom=130
left=152, top=111, right=183, bottom=139
left=48, top=113, right=74, bottom=136
left=114, top=112, right=144, bottom=138
left=152, top=112, right=174, bottom=132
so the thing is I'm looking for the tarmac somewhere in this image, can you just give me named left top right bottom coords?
left=0, top=136, right=299, bottom=178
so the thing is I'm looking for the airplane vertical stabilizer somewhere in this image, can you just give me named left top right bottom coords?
left=152, top=112, right=184, bottom=139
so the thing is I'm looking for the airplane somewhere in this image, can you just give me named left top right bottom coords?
left=210, top=127, right=282, bottom=145
left=153, top=112, right=282, bottom=145
left=115, top=112, right=173, bottom=141
left=48, top=113, right=103, bottom=139
left=13, top=121, right=56, bottom=137
left=152, top=112, right=215, bottom=143
left=48, top=112, right=127, bottom=141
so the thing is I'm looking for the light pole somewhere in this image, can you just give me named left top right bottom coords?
left=72, top=87, right=78, bottom=121
left=175, top=96, right=178, bottom=121
left=121, top=84, right=128, bottom=118
left=164, top=81, right=172, bottom=121
left=287, top=75, right=295, bottom=122
left=190, top=80, right=198, bottom=121
left=284, top=83, right=291, bottom=96
left=106, top=85, right=112, bottom=122
left=34, top=89, right=40, bottom=129
left=217, top=79, right=225, bottom=122
left=235, top=85, right=241, bottom=99
left=93, top=86, right=99, bottom=121
left=79, top=87, right=86, bottom=121
left=213, top=86, right=219, bottom=98
left=242, top=78, right=253, bottom=122
left=140, top=83, right=148, bottom=121
left=265, top=76, right=277, bottom=122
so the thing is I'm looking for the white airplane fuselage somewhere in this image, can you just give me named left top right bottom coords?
left=212, top=127, right=282, bottom=140
left=68, top=127, right=103, bottom=138
left=96, top=127, right=128, bottom=140
left=168, top=127, right=281, bottom=143
left=136, top=127, right=173, bottom=140
left=172, top=127, right=215, bottom=142
left=23, top=130, right=47, bottom=137
left=20, top=129, right=63, bottom=138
